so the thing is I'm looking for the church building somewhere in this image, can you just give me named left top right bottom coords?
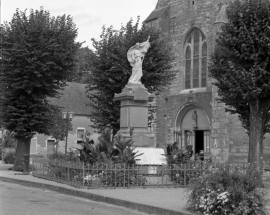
left=144, top=0, right=270, bottom=163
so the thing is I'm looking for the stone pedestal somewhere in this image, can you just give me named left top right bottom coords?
left=114, top=83, right=155, bottom=147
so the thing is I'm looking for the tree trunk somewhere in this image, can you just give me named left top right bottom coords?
left=13, top=137, right=31, bottom=172
left=249, top=99, right=270, bottom=174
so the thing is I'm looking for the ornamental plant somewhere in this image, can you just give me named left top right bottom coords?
left=76, top=129, right=143, bottom=165
left=76, top=130, right=144, bottom=188
left=163, top=142, right=193, bottom=165
left=83, top=163, right=146, bottom=188
left=1, top=131, right=17, bottom=163
left=113, top=133, right=143, bottom=165
left=186, top=166, right=268, bottom=215
left=3, top=148, right=16, bottom=164
left=47, top=128, right=145, bottom=187
left=163, top=142, right=203, bottom=185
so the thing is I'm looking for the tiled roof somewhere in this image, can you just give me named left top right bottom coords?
left=49, top=82, right=91, bottom=116
left=144, top=6, right=169, bottom=22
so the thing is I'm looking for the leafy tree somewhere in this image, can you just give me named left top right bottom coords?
left=86, top=18, right=176, bottom=133
left=48, top=109, right=73, bottom=153
left=0, top=8, right=81, bottom=171
left=209, top=0, right=270, bottom=172
left=67, top=47, right=94, bottom=83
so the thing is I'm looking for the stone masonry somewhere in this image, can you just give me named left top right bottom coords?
left=144, top=0, right=270, bottom=164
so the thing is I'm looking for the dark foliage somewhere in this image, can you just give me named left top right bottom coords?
left=0, top=7, right=81, bottom=171
left=209, top=0, right=270, bottom=134
left=2, top=130, right=17, bottom=148
left=3, top=149, right=16, bottom=164
left=67, top=47, right=94, bottom=83
left=163, top=142, right=193, bottom=165
left=209, top=0, right=270, bottom=169
left=86, top=17, right=176, bottom=133
left=48, top=109, right=73, bottom=143
left=99, top=163, right=146, bottom=187
left=75, top=129, right=142, bottom=165
left=0, top=8, right=81, bottom=138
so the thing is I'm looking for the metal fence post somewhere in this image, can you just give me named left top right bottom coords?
left=105, top=163, right=108, bottom=187
left=184, top=163, right=187, bottom=187
left=82, top=162, right=85, bottom=187
left=124, top=163, right=126, bottom=188
left=42, top=159, right=44, bottom=176
left=67, top=166, right=70, bottom=180
left=114, top=163, right=117, bottom=188
left=32, top=158, right=34, bottom=175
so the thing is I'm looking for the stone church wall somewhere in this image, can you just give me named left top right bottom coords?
left=146, top=0, right=270, bottom=164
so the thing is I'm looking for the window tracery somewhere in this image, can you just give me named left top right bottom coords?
left=184, top=28, right=207, bottom=89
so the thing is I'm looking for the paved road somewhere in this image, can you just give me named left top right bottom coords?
left=0, top=181, right=150, bottom=215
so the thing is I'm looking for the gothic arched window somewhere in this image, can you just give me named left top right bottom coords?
left=184, top=28, right=207, bottom=89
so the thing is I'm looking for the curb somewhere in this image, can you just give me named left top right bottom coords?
left=0, top=176, right=193, bottom=215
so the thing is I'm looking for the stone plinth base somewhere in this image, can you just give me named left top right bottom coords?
left=116, top=131, right=154, bottom=148
left=133, top=133, right=154, bottom=147
left=114, top=83, right=155, bottom=148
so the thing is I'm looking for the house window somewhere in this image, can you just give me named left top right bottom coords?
left=184, top=28, right=207, bottom=89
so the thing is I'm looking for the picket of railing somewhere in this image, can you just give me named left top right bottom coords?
left=32, top=158, right=84, bottom=188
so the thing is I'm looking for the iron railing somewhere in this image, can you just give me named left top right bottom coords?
left=32, top=158, right=249, bottom=189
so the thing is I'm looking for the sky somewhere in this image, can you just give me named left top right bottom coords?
left=1, top=0, right=158, bottom=49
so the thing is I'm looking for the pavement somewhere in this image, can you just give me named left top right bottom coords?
left=0, top=163, right=193, bottom=215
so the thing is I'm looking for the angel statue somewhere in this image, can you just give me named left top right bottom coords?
left=127, top=36, right=151, bottom=84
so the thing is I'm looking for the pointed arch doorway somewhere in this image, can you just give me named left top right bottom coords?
left=175, top=104, right=211, bottom=160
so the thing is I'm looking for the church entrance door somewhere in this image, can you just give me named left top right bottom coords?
left=195, top=130, right=204, bottom=155
left=175, top=106, right=211, bottom=160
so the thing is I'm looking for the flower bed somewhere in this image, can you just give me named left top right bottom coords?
left=185, top=166, right=268, bottom=215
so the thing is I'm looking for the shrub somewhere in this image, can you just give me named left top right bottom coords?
left=45, top=129, right=144, bottom=188
left=112, top=134, right=143, bottom=165
left=3, top=131, right=17, bottom=148
left=46, top=151, right=82, bottom=178
left=1, top=131, right=17, bottom=165
left=76, top=131, right=142, bottom=165
left=163, top=142, right=193, bottom=165
left=13, top=159, right=24, bottom=172
left=84, top=163, right=146, bottom=187
left=163, top=143, right=206, bottom=185
left=100, top=169, right=146, bottom=187
left=186, top=166, right=268, bottom=215
left=170, top=165, right=203, bottom=186
left=3, top=148, right=16, bottom=164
